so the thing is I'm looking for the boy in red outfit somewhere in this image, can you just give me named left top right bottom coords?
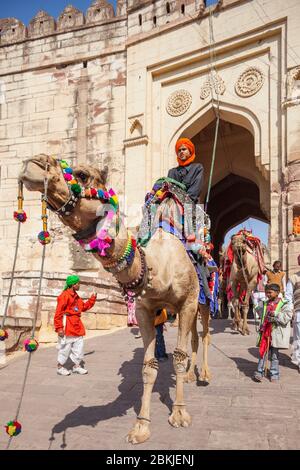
left=54, top=275, right=97, bottom=376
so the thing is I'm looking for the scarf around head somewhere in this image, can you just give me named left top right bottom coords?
left=64, top=275, right=80, bottom=291
left=175, top=138, right=196, bottom=167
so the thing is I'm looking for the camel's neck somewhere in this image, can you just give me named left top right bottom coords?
left=95, top=219, right=143, bottom=287
left=58, top=200, right=144, bottom=287
left=234, top=248, right=247, bottom=269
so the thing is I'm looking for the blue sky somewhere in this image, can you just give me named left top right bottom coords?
left=224, top=217, right=269, bottom=247
left=1, top=1, right=218, bottom=24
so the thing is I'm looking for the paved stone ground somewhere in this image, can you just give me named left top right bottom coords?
left=0, top=319, right=300, bottom=450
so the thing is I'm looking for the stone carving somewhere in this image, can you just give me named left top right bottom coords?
left=235, top=67, right=264, bottom=97
left=129, top=114, right=143, bottom=135
left=125, top=114, right=147, bottom=146
left=0, top=18, right=26, bottom=44
left=283, top=66, right=300, bottom=107
left=166, top=90, right=192, bottom=116
left=200, top=73, right=226, bottom=100
left=86, top=0, right=115, bottom=24
left=57, top=5, right=84, bottom=31
left=28, top=11, right=56, bottom=38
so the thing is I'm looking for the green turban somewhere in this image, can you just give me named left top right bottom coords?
left=64, top=275, right=80, bottom=290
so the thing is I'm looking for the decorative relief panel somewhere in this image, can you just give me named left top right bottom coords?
left=124, top=114, right=148, bottom=147
left=235, top=67, right=264, bottom=97
left=283, top=66, right=300, bottom=108
left=200, top=73, right=225, bottom=100
left=166, top=90, right=192, bottom=116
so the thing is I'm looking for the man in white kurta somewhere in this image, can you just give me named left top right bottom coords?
left=285, top=254, right=300, bottom=371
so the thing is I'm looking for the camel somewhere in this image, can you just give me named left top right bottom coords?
left=18, top=154, right=211, bottom=444
left=229, top=232, right=260, bottom=335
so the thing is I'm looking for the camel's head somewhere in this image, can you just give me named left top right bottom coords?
left=231, top=232, right=247, bottom=254
left=19, top=154, right=108, bottom=194
left=18, top=154, right=109, bottom=230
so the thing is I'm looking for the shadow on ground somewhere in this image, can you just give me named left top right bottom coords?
left=49, top=346, right=176, bottom=448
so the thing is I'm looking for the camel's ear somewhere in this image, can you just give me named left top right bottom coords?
left=100, top=165, right=108, bottom=184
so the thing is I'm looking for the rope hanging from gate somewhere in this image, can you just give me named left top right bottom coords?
left=204, top=7, right=221, bottom=213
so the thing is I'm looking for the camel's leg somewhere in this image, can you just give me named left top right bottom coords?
left=231, top=298, right=241, bottom=331
left=169, top=299, right=197, bottom=429
left=241, top=284, right=256, bottom=335
left=126, top=309, right=157, bottom=445
left=199, top=304, right=211, bottom=382
left=231, top=281, right=241, bottom=331
left=218, top=298, right=223, bottom=319
left=184, top=313, right=198, bottom=383
left=240, top=300, right=250, bottom=335
left=227, top=303, right=233, bottom=320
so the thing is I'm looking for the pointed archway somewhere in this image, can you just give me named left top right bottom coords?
left=206, top=174, right=268, bottom=261
left=167, top=106, right=270, bottom=262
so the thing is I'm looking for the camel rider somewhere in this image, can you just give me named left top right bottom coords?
left=168, top=138, right=211, bottom=301
left=168, top=138, right=204, bottom=204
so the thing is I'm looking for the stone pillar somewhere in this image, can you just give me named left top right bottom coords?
left=282, top=66, right=300, bottom=275
left=124, top=138, right=149, bottom=228
left=76, top=69, right=89, bottom=164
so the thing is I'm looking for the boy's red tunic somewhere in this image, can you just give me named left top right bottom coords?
left=54, top=289, right=96, bottom=336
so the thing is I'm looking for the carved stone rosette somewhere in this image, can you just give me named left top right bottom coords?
left=235, top=67, right=264, bottom=97
left=200, top=73, right=225, bottom=100
left=166, top=90, right=192, bottom=116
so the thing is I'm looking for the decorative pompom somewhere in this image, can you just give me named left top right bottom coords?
left=13, top=210, right=27, bottom=223
left=70, top=184, right=81, bottom=195
left=64, top=173, right=73, bottom=181
left=0, top=329, right=8, bottom=341
left=64, top=167, right=73, bottom=174
left=60, top=161, right=69, bottom=169
left=85, top=188, right=91, bottom=198
left=69, top=179, right=77, bottom=185
left=91, top=188, right=97, bottom=197
left=5, top=420, right=22, bottom=437
left=97, top=189, right=104, bottom=199
left=38, top=231, right=51, bottom=245
left=23, top=338, right=39, bottom=352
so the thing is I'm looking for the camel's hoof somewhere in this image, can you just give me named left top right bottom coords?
left=168, top=407, right=191, bottom=428
left=200, top=367, right=211, bottom=383
left=184, top=370, right=197, bottom=383
left=126, top=421, right=150, bottom=445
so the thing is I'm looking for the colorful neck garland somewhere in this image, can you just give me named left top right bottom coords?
left=59, top=160, right=120, bottom=257
left=104, top=234, right=137, bottom=273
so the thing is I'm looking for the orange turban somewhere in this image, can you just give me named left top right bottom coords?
left=175, top=138, right=196, bottom=167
